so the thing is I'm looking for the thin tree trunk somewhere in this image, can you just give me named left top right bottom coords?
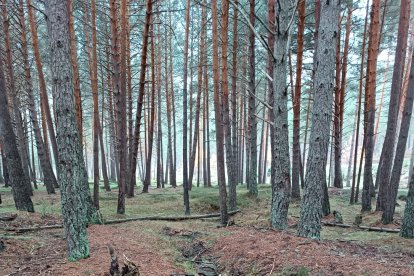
left=156, top=14, right=163, bottom=189
left=248, top=0, right=258, bottom=196
left=164, top=24, right=175, bottom=188
left=350, top=0, right=369, bottom=204
left=109, top=0, right=125, bottom=213
left=87, top=0, right=101, bottom=209
left=1, top=1, right=33, bottom=195
left=68, top=0, right=83, bottom=143
left=292, top=0, right=306, bottom=199
left=19, top=0, right=58, bottom=194
left=212, top=0, right=229, bottom=225
left=361, top=0, right=381, bottom=212
left=221, top=0, right=237, bottom=210
left=182, top=0, right=191, bottom=215
left=99, top=56, right=110, bottom=192
left=129, top=0, right=152, bottom=197
left=27, top=0, right=59, bottom=169
left=0, top=49, right=34, bottom=212
left=383, top=45, right=414, bottom=224
left=143, top=23, right=156, bottom=194
left=376, top=0, right=411, bottom=211
left=188, top=17, right=204, bottom=187
left=333, top=16, right=343, bottom=189
left=231, top=3, right=239, bottom=187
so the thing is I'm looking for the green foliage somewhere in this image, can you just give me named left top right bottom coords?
left=38, top=200, right=51, bottom=219
left=278, top=265, right=310, bottom=276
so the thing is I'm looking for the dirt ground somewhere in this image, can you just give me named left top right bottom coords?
left=1, top=186, right=414, bottom=275
left=2, top=218, right=414, bottom=275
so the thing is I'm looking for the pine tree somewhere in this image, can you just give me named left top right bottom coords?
left=298, top=0, right=340, bottom=239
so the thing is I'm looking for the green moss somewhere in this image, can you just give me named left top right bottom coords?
left=278, top=265, right=310, bottom=276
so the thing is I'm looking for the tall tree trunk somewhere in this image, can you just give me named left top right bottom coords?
left=109, top=0, right=125, bottom=213
left=292, top=0, right=306, bottom=199
left=188, top=17, right=204, bottom=187
left=99, top=59, right=110, bottom=192
left=221, top=0, right=237, bottom=210
left=333, top=16, right=343, bottom=189
left=165, top=24, right=175, bottom=188
left=231, top=3, right=239, bottom=186
left=170, top=11, right=178, bottom=189
left=156, top=14, right=163, bottom=189
left=19, top=0, right=58, bottom=194
left=115, top=0, right=128, bottom=212
left=68, top=0, right=83, bottom=143
left=212, top=0, right=229, bottom=225
left=362, top=0, right=381, bottom=212
left=1, top=1, right=33, bottom=196
left=202, top=0, right=209, bottom=188
left=383, top=45, right=414, bottom=224
left=336, top=6, right=352, bottom=189
left=351, top=0, right=369, bottom=204
left=88, top=0, right=102, bottom=209
left=203, top=15, right=211, bottom=188
left=0, top=53, right=34, bottom=212
left=376, top=0, right=411, bottom=211
left=247, top=0, right=258, bottom=196
left=298, top=0, right=340, bottom=239
left=106, top=49, right=117, bottom=182
left=143, top=23, right=156, bottom=193
left=45, top=0, right=96, bottom=260
left=129, top=0, right=152, bottom=197
left=182, top=0, right=191, bottom=215
left=267, top=0, right=275, bottom=190
left=270, top=0, right=294, bottom=230
left=27, top=0, right=59, bottom=169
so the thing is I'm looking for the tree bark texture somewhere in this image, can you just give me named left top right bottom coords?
left=298, top=0, right=340, bottom=239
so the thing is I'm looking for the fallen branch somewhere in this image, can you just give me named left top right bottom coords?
left=104, top=209, right=240, bottom=225
left=321, top=221, right=400, bottom=233
left=1, top=224, right=64, bottom=233
left=0, top=210, right=241, bottom=233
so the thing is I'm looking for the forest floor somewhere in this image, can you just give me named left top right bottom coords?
left=1, top=183, right=414, bottom=275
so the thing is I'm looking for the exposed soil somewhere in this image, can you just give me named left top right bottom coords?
left=213, top=227, right=414, bottom=275
left=1, top=224, right=184, bottom=276
left=2, top=219, right=414, bottom=275
left=1, top=187, right=414, bottom=275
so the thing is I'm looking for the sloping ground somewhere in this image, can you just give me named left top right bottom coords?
left=213, top=227, right=414, bottom=275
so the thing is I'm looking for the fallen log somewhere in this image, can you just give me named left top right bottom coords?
left=104, top=209, right=240, bottom=225
left=321, top=221, right=400, bottom=233
left=0, top=210, right=241, bottom=233
left=1, top=224, right=64, bottom=233
left=0, top=213, right=17, bottom=221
